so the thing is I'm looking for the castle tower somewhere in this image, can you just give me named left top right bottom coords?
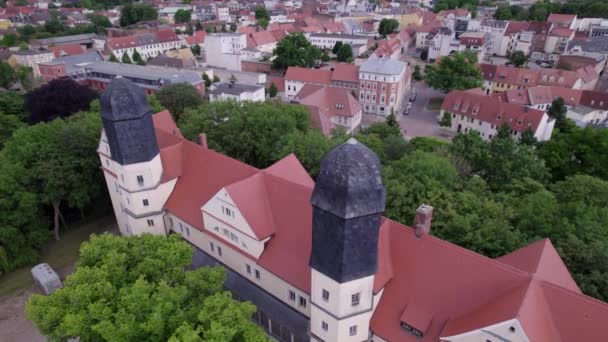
left=98, top=77, right=166, bottom=236
left=309, top=138, right=385, bottom=341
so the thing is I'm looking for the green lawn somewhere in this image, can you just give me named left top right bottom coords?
left=0, top=215, right=115, bottom=299
left=427, top=97, right=444, bottom=111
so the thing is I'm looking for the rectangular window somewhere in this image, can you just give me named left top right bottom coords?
left=289, top=290, right=296, bottom=301
left=217, top=246, right=222, bottom=257
left=299, top=296, right=307, bottom=307
left=143, top=199, right=149, bottom=206
left=255, top=269, right=260, bottom=279
left=230, top=232, right=238, bottom=242
left=351, top=293, right=360, bottom=306
left=209, top=242, right=215, bottom=252
left=147, top=219, right=154, bottom=227
left=246, top=264, right=251, bottom=274
left=322, top=289, right=329, bottom=302
left=322, top=321, right=328, bottom=331
left=223, top=228, right=229, bottom=237
left=179, top=222, right=183, bottom=232
left=137, top=175, right=143, bottom=185
left=169, top=217, right=173, bottom=227
left=185, top=227, right=190, bottom=236
left=349, top=325, right=357, bottom=336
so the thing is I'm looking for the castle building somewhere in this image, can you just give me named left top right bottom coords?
left=98, top=78, right=608, bottom=342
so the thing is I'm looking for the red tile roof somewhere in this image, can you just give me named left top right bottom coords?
left=249, top=30, right=277, bottom=47
left=550, top=27, right=574, bottom=38
left=297, top=84, right=361, bottom=117
left=184, top=31, right=206, bottom=45
left=478, top=63, right=598, bottom=89
left=497, top=239, right=581, bottom=293
left=547, top=13, right=576, bottom=25
left=441, top=89, right=546, bottom=133
left=330, top=63, right=359, bottom=83
left=144, top=111, right=608, bottom=342
left=374, top=36, right=401, bottom=58
left=266, top=75, right=285, bottom=92
left=285, top=66, right=332, bottom=84
left=50, top=44, right=86, bottom=58
left=504, top=21, right=530, bottom=36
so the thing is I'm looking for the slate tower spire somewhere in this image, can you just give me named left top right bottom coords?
left=309, top=137, right=385, bottom=341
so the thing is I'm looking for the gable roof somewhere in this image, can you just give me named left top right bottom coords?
left=142, top=111, right=608, bottom=342
left=285, top=66, right=332, bottom=84
left=441, top=89, right=546, bottom=133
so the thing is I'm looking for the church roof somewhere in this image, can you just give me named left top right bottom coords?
left=142, top=111, right=608, bottom=341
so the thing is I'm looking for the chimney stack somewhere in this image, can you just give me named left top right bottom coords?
left=414, top=204, right=433, bottom=238
left=199, top=133, right=208, bottom=149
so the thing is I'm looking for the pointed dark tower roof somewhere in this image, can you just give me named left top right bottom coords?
left=312, top=137, right=385, bottom=218
left=310, top=138, right=386, bottom=283
left=100, top=77, right=159, bottom=165
left=101, top=76, right=152, bottom=121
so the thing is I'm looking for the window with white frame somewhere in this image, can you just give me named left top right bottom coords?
left=289, top=290, right=296, bottom=301
left=322, top=321, right=328, bottom=331
left=147, top=219, right=154, bottom=227
left=137, top=175, right=144, bottom=185
left=349, top=325, right=357, bottom=336
left=246, top=264, right=251, bottom=274
left=255, top=269, right=260, bottom=279
left=299, top=296, right=307, bottom=307
left=143, top=199, right=149, bottom=206
left=209, top=242, right=215, bottom=252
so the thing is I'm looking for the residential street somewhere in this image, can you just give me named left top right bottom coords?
left=398, top=81, right=453, bottom=140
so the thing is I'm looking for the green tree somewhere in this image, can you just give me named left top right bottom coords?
left=87, top=14, right=112, bottom=33
left=25, top=78, right=98, bottom=124
left=425, top=51, right=483, bottom=93
left=121, top=52, right=133, bottom=64
left=0, top=33, right=20, bottom=46
left=272, top=33, right=322, bottom=70
left=132, top=49, right=145, bottom=65
left=254, top=6, right=270, bottom=21
left=412, top=64, right=423, bottom=81
left=268, top=82, right=278, bottom=98
left=378, top=18, right=399, bottom=37
left=147, top=94, right=165, bottom=113
left=537, top=126, right=608, bottom=181
left=26, top=234, right=267, bottom=341
left=439, top=111, right=452, bottom=127
left=0, top=113, right=24, bottom=148
left=179, top=101, right=310, bottom=168
left=120, top=3, right=158, bottom=27
left=0, top=91, right=24, bottom=119
left=386, top=109, right=398, bottom=128
left=546, top=97, right=568, bottom=130
left=0, top=61, right=16, bottom=88
left=257, top=18, right=270, bottom=29
left=190, top=43, right=201, bottom=56
left=156, top=83, right=203, bottom=120
left=332, top=41, right=343, bottom=54
left=274, top=130, right=336, bottom=176
left=520, top=128, right=537, bottom=146
left=508, top=50, right=527, bottom=67
left=109, top=53, right=118, bottom=62
left=336, top=43, right=353, bottom=62
left=174, top=9, right=192, bottom=23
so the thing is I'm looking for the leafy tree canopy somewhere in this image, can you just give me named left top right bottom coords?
left=120, top=3, right=158, bottom=27
left=174, top=9, right=192, bottom=24
left=425, top=51, right=483, bottom=93
left=378, top=18, right=399, bottom=37
left=272, top=33, right=322, bottom=70
left=26, top=233, right=267, bottom=341
left=25, top=78, right=98, bottom=124
left=508, top=50, right=527, bottom=67
left=156, top=83, right=203, bottom=120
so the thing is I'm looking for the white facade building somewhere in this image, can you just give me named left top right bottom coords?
left=13, top=49, right=54, bottom=76
left=208, top=82, right=266, bottom=102
left=204, top=33, right=246, bottom=71
left=358, top=58, right=408, bottom=116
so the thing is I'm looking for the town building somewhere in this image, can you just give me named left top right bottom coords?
left=306, top=33, right=371, bottom=57
left=12, top=49, right=54, bottom=76
left=284, top=64, right=360, bottom=100
left=479, top=19, right=508, bottom=56
left=479, top=63, right=599, bottom=94
left=31, top=33, right=104, bottom=50
left=38, top=50, right=104, bottom=82
left=440, top=89, right=555, bottom=141
left=295, top=84, right=362, bottom=135
left=504, top=86, right=608, bottom=127
left=204, top=33, right=247, bottom=71
left=208, top=82, right=266, bottom=102
left=84, top=62, right=205, bottom=95
left=458, top=31, right=490, bottom=61
left=98, top=77, right=608, bottom=342
left=358, top=58, right=408, bottom=116
left=106, top=29, right=182, bottom=61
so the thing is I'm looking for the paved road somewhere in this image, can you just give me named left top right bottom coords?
left=399, top=81, right=454, bottom=141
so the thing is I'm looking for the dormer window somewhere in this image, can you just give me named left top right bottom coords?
left=558, top=76, right=564, bottom=83
left=497, top=114, right=502, bottom=120
left=549, top=76, right=555, bottom=82
left=453, top=102, right=460, bottom=110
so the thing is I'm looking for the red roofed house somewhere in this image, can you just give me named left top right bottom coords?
left=99, top=77, right=608, bottom=342
left=106, top=29, right=182, bottom=61
left=545, top=26, right=575, bottom=54
left=183, top=30, right=207, bottom=47
left=284, top=63, right=360, bottom=100
left=247, top=30, right=278, bottom=54
left=479, top=63, right=599, bottom=94
left=440, top=89, right=555, bottom=141
left=295, top=84, right=362, bottom=135
left=371, top=36, right=402, bottom=60
left=547, top=13, right=577, bottom=30
left=50, top=43, right=86, bottom=58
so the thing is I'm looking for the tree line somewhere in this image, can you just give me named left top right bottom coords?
left=495, top=0, right=608, bottom=21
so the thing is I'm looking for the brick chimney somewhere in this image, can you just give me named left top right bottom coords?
left=199, top=133, right=208, bottom=149
left=414, top=204, right=433, bottom=238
